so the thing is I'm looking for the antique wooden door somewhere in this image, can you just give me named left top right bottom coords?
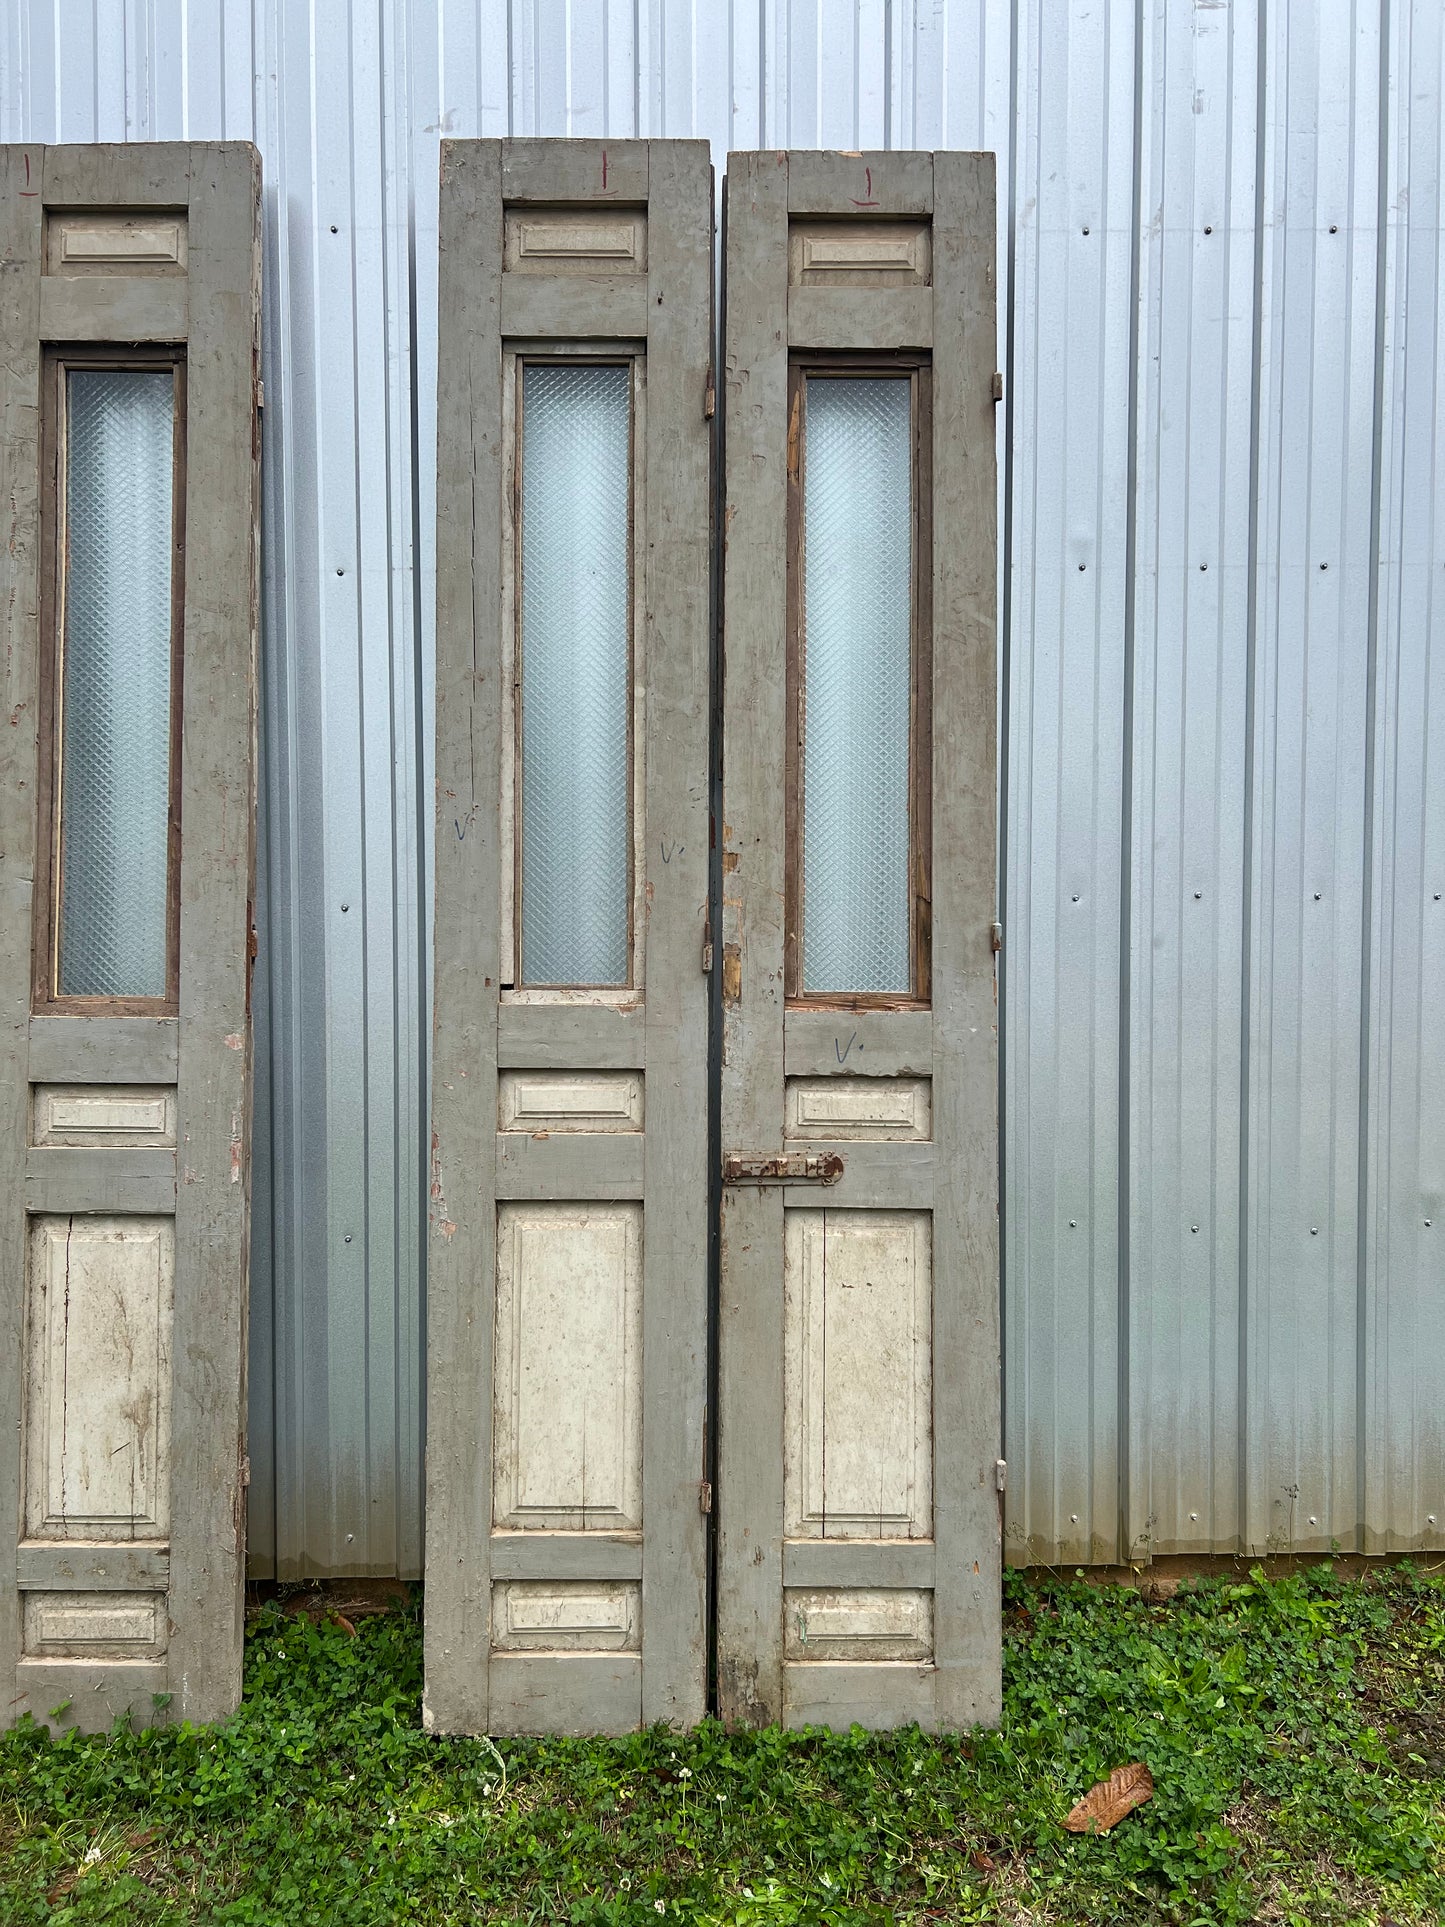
left=426, top=140, right=713, bottom=1736
left=716, top=151, right=1001, bottom=1730
left=0, top=144, right=261, bottom=1730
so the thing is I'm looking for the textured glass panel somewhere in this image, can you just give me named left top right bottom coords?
left=58, top=370, right=176, bottom=999
left=520, top=363, right=632, bottom=986
left=802, top=376, right=913, bottom=994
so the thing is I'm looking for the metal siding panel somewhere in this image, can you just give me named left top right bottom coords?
left=1126, top=0, right=1256, bottom=1559
left=5, top=0, right=1436, bottom=1576
left=1365, top=0, right=1445, bottom=1555
left=1246, top=0, right=1381, bottom=1557
left=1003, top=0, right=1135, bottom=1568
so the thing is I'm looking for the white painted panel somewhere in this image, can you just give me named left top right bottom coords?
left=784, top=1586, right=932, bottom=1661
left=498, top=1072, right=644, bottom=1133
left=494, top=1203, right=642, bottom=1530
left=784, top=1209, right=931, bottom=1539
left=785, top=1076, right=930, bottom=1141
left=25, top=1217, right=173, bottom=1539
left=22, top=1591, right=166, bottom=1658
left=33, top=1086, right=177, bottom=1148
left=492, top=1580, right=640, bottom=1651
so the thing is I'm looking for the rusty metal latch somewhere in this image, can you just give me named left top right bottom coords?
left=722, top=1152, right=845, bottom=1186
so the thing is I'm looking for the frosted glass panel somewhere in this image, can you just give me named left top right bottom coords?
left=802, top=377, right=913, bottom=994
left=58, top=370, right=177, bottom=999
left=520, top=363, right=632, bottom=986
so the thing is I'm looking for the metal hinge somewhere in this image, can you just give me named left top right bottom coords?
left=240, top=1455, right=252, bottom=1488
left=699, top=1480, right=713, bottom=1514
left=701, top=910, right=713, bottom=973
left=991, top=920, right=1003, bottom=954
left=704, top=367, right=716, bottom=419
left=991, top=370, right=1003, bottom=402
left=723, top=1152, right=845, bottom=1186
left=995, top=1458, right=1007, bottom=1493
left=255, top=378, right=265, bottom=411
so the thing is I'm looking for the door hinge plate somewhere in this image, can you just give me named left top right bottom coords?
left=991, top=920, right=1003, bottom=954
left=704, top=367, right=716, bottom=419
left=995, top=1457, right=1008, bottom=1493
left=723, top=1151, right=845, bottom=1186
left=699, top=1480, right=713, bottom=1514
left=992, top=369, right=1003, bottom=402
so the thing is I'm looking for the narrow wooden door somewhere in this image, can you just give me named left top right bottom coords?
left=0, top=144, right=261, bottom=1730
left=717, top=151, right=1001, bottom=1730
left=427, top=140, right=713, bottom=1736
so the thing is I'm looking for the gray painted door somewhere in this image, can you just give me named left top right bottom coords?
left=717, top=150, right=1002, bottom=1731
left=426, top=140, right=713, bottom=1737
left=0, top=143, right=261, bottom=1731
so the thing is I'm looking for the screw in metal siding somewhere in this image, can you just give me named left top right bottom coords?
left=1311, top=1226, right=1319, bottom=1236
left=1319, top=560, right=1328, bottom=569
left=1430, top=1515, right=1438, bottom=1526
left=1330, top=224, right=1338, bottom=233
left=1194, top=890, right=1202, bottom=899
left=1199, top=561, right=1208, bottom=570
left=1190, top=1511, right=1199, bottom=1521
left=330, top=224, right=338, bottom=233
left=1203, top=224, right=1213, bottom=235
left=1308, top=1515, right=1318, bottom=1526
left=1191, top=1224, right=1199, bottom=1233
left=1070, top=1512, right=1079, bottom=1524
left=1069, top=1218, right=1078, bottom=1228
left=1082, top=225, right=1090, bottom=235
left=1314, top=891, right=1322, bottom=900
left=1426, top=1220, right=1433, bottom=1229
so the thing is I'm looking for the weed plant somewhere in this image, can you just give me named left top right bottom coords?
left=1, top=1563, right=1442, bottom=1923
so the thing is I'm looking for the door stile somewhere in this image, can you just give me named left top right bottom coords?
left=425, top=138, right=505, bottom=1738
left=716, top=153, right=791, bottom=1724
left=928, top=152, right=1002, bottom=1728
left=640, top=141, right=714, bottom=1729
left=0, top=146, right=45, bottom=1740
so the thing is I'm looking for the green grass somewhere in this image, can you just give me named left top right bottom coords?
left=1, top=1565, right=1443, bottom=1924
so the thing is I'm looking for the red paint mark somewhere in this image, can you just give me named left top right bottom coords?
left=851, top=162, right=879, bottom=209
left=20, top=152, right=37, bottom=195
left=601, top=148, right=609, bottom=190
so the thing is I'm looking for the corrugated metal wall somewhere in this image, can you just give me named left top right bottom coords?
left=2, top=1, right=1439, bottom=1577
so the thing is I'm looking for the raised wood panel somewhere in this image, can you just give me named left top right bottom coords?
left=784, top=1587, right=933, bottom=1662
left=499, top=1071, right=643, bottom=1133
left=504, top=209, right=646, bottom=274
left=785, top=1076, right=931, bottom=1141
left=784, top=1209, right=931, bottom=1540
left=32, top=1086, right=177, bottom=1147
left=493, top=1202, right=642, bottom=1530
left=46, top=212, right=187, bottom=273
left=22, top=1590, right=166, bottom=1658
left=492, top=1581, right=640, bottom=1651
left=25, top=1216, right=173, bottom=1540
left=788, top=222, right=930, bottom=287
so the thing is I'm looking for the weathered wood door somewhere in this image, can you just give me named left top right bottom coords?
left=0, top=144, right=261, bottom=1731
left=426, top=140, right=713, bottom=1736
left=717, top=151, right=1001, bottom=1730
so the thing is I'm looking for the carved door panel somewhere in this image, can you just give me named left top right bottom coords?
left=717, top=150, right=1001, bottom=1731
left=0, top=143, right=260, bottom=1731
left=427, top=140, right=713, bottom=1737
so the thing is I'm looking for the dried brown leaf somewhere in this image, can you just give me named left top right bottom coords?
left=1062, top=1762, right=1155, bottom=1834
